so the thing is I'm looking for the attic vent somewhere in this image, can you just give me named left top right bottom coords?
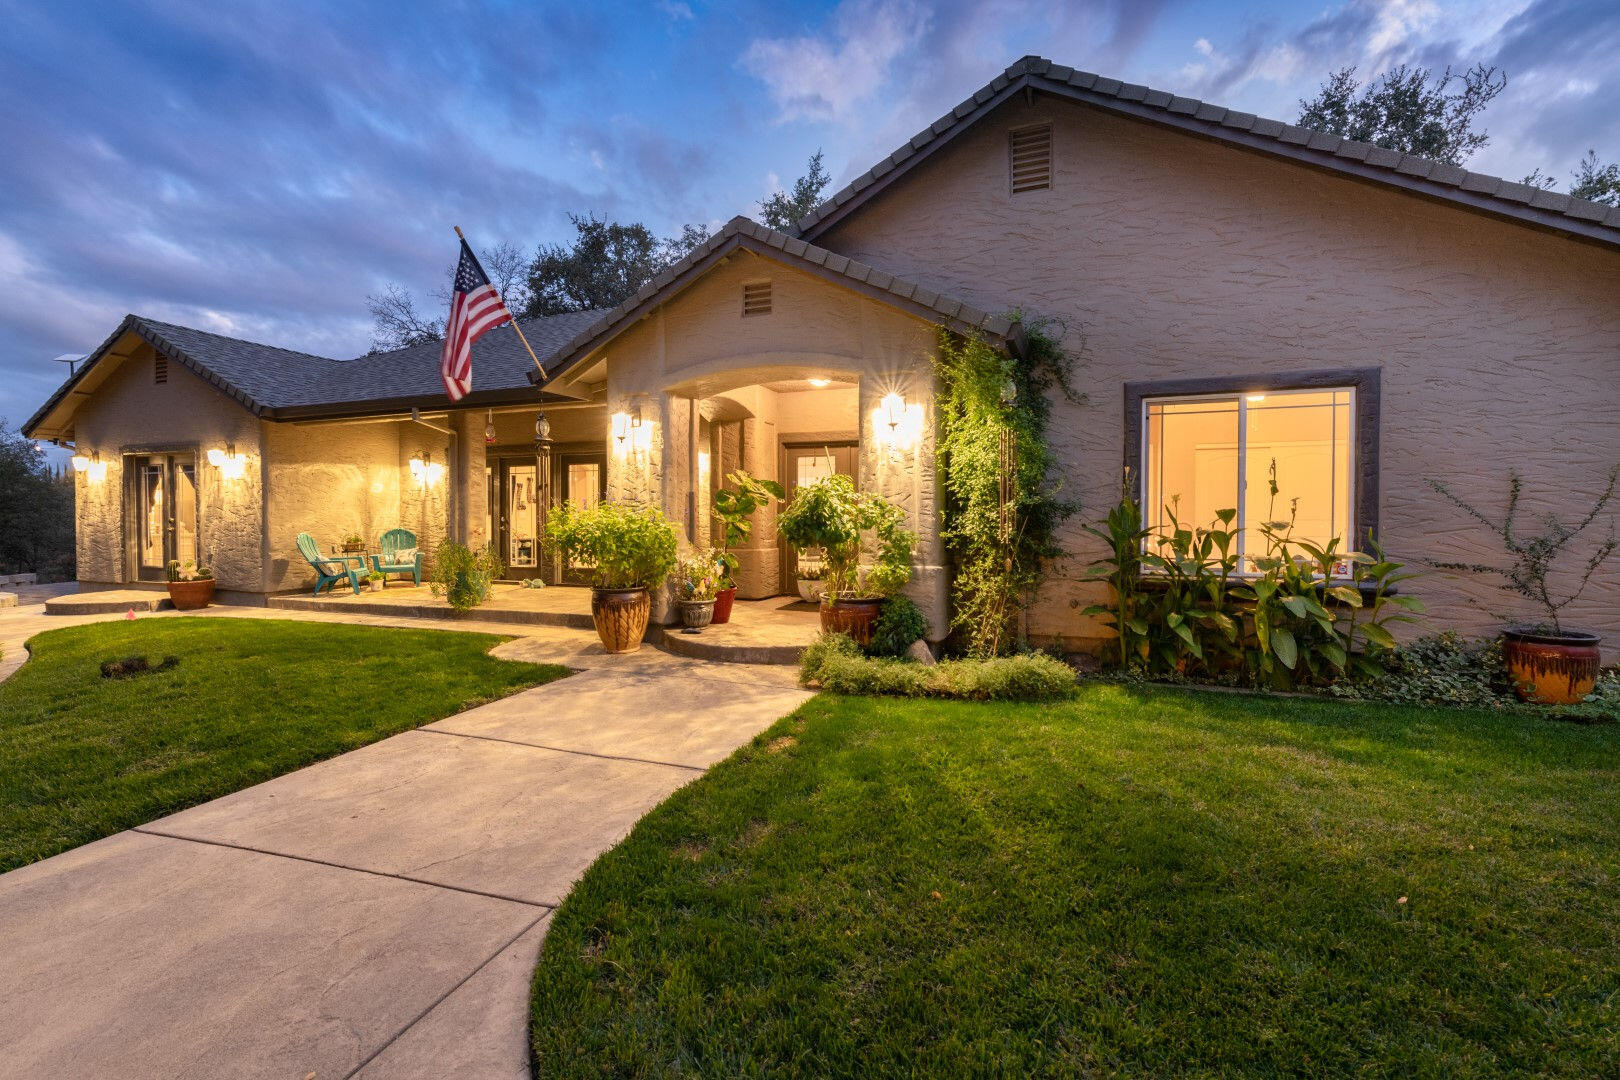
left=154, top=355, right=168, bottom=384
left=742, top=281, right=772, bottom=316
left=1009, top=124, right=1052, bottom=193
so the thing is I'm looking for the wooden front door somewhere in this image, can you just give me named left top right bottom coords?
left=488, top=454, right=545, bottom=580
left=129, top=453, right=198, bottom=581
left=779, top=442, right=857, bottom=597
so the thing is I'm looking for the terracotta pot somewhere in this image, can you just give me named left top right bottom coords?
left=819, top=597, right=882, bottom=646
left=591, top=586, right=651, bottom=653
left=711, top=587, right=736, bottom=624
left=680, top=599, right=715, bottom=629
left=1502, top=627, right=1601, bottom=705
left=167, top=578, right=215, bottom=610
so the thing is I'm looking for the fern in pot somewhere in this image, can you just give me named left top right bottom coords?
left=776, top=474, right=915, bottom=646
left=546, top=502, right=678, bottom=653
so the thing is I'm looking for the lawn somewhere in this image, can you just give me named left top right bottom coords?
left=531, top=685, right=1619, bottom=1077
left=0, top=618, right=569, bottom=871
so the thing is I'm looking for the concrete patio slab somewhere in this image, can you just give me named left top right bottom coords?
left=428, top=665, right=812, bottom=768
left=352, top=916, right=551, bottom=1080
left=146, top=727, right=701, bottom=906
left=0, top=829, right=543, bottom=1080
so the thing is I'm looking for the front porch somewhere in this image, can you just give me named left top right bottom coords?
left=264, top=583, right=820, bottom=664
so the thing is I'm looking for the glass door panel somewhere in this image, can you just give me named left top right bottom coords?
left=506, top=464, right=538, bottom=569
left=557, top=453, right=606, bottom=584
left=138, top=463, right=166, bottom=575
left=131, top=454, right=198, bottom=580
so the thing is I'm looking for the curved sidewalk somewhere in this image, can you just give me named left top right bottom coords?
left=0, top=601, right=812, bottom=1078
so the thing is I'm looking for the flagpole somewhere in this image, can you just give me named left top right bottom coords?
left=454, top=226, right=546, bottom=382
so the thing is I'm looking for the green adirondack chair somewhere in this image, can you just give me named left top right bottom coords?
left=296, top=532, right=362, bottom=596
left=370, top=528, right=423, bottom=586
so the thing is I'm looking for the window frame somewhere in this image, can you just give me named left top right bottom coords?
left=1124, top=368, right=1381, bottom=563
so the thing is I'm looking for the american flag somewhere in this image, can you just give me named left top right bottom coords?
left=440, top=238, right=514, bottom=401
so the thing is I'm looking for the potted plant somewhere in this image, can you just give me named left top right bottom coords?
left=795, top=558, right=826, bottom=603
left=365, top=570, right=385, bottom=593
left=711, top=470, right=784, bottom=624
left=1427, top=467, right=1619, bottom=704
left=776, top=474, right=915, bottom=646
left=546, top=502, right=678, bottom=653
left=430, top=542, right=503, bottom=613
left=341, top=532, right=366, bottom=554
left=674, top=549, right=722, bottom=630
left=166, top=560, right=215, bottom=609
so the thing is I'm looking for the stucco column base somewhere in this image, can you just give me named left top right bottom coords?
left=731, top=543, right=780, bottom=600
left=906, top=563, right=950, bottom=644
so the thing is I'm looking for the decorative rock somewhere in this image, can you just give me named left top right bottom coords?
left=905, top=639, right=936, bottom=666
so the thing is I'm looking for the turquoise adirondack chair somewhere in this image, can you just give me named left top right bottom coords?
left=370, top=528, right=423, bottom=586
left=296, top=532, right=362, bottom=596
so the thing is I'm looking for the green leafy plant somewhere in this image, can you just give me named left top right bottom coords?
left=674, top=549, right=722, bottom=603
left=800, top=633, right=1075, bottom=700
left=711, top=470, right=784, bottom=588
left=544, top=501, right=678, bottom=590
left=934, top=322, right=1079, bottom=656
left=870, top=595, right=929, bottom=657
left=342, top=532, right=364, bottom=549
left=1425, top=467, right=1620, bottom=633
left=430, top=542, right=503, bottom=612
left=776, top=474, right=914, bottom=603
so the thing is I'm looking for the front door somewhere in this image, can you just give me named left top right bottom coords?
left=488, top=454, right=545, bottom=580
left=779, top=442, right=857, bottom=597
left=129, top=453, right=198, bottom=581
left=556, top=451, right=606, bottom=585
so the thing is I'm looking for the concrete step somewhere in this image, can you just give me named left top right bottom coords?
left=46, top=590, right=170, bottom=615
left=651, top=626, right=808, bottom=666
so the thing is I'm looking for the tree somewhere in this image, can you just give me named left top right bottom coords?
left=0, top=422, right=74, bottom=578
left=1570, top=150, right=1620, bottom=206
left=365, top=240, right=534, bottom=353
left=760, top=150, right=831, bottom=231
left=522, top=215, right=709, bottom=317
left=1297, top=64, right=1506, bottom=166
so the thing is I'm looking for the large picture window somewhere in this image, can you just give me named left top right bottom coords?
left=1140, top=385, right=1360, bottom=571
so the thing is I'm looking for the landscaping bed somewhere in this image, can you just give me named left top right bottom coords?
left=0, top=618, right=569, bottom=870
left=531, top=686, right=1619, bottom=1077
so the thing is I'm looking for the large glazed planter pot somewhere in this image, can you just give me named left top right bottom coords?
left=711, top=586, right=737, bottom=625
left=819, top=597, right=882, bottom=646
left=591, top=586, right=651, bottom=653
left=166, top=579, right=215, bottom=610
left=1502, top=627, right=1602, bottom=705
left=680, top=599, right=716, bottom=630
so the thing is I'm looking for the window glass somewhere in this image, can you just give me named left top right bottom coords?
left=507, top=464, right=537, bottom=567
left=1143, top=388, right=1354, bottom=570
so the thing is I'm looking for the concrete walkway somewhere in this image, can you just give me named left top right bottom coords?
left=0, top=597, right=812, bottom=1079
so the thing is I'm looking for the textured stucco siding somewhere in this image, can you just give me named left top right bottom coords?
left=817, top=95, right=1620, bottom=655
left=67, top=343, right=265, bottom=590
left=601, top=255, right=948, bottom=635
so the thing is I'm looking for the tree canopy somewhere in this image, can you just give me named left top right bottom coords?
left=760, top=150, right=831, bottom=230
left=0, top=422, right=73, bottom=577
left=1297, top=64, right=1506, bottom=166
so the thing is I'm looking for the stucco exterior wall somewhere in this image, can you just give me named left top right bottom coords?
left=67, top=342, right=264, bottom=591
left=599, top=255, right=949, bottom=635
left=817, top=95, right=1620, bottom=654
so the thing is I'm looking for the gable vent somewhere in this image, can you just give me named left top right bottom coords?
left=1009, top=124, right=1052, bottom=194
left=742, top=281, right=772, bottom=316
left=154, top=355, right=168, bottom=384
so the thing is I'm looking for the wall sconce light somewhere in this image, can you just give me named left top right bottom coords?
left=611, top=411, right=631, bottom=448
left=71, top=451, right=107, bottom=483
left=874, top=392, right=924, bottom=457
left=207, top=445, right=248, bottom=480
left=611, top=404, right=653, bottom=457
left=409, top=451, right=445, bottom=487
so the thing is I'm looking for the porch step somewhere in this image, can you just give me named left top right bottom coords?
left=265, top=593, right=595, bottom=629
left=651, top=626, right=809, bottom=666
left=46, top=590, right=170, bottom=615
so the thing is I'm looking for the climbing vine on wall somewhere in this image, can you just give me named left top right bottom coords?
left=934, top=317, right=1080, bottom=656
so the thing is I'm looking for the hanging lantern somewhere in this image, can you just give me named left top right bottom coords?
left=485, top=409, right=497, bottom=444
left=533, top=411, right=551, bottom=447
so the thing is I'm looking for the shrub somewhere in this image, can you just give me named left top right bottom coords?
left=776, top=474, right=913, bottom=601
left=869, top=595, right=929, bottom=657
left=545, top=501, right=678, bottom=590
left=431, top=542, right=503, bottom=612
left=800, top=633, right=1076, bottom=701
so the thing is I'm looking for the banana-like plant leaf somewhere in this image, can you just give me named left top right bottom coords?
left=1271, top=627, right=1298, bottom=669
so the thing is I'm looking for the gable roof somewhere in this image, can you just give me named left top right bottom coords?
left=530, top=215, right=1022, bottom=386
left=792, top=55, right=1620, bottom=250
left=23, top=310, right=599, bottom=439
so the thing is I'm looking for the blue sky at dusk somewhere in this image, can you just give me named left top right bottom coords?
left=2, top=0, right=1616, bottom=432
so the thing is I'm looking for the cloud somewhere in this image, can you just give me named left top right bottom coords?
left=742, top=0, right=932, bottom=125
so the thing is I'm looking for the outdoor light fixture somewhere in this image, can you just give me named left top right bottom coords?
left=70, top=453, right=90, bottom=473
left=880, top=392, right=907, bottom=433
left=409, top=451, right=444, bottom=487
left=611, top=411, right=631, bottom=447
left=874, top=392, right=923, bottom=456
left=808, top=378, right=831, bottom=388
left=612, top=404, right=653, bottom=456
left=1246, top=394, right=1266, bottom=403
left=71, top=451, right=106, bottom=482
left=533, top=411, right=551, bottom=446
left=485, top=409, right=497, bottom=444
left=207, top=445, right=247, bottom=480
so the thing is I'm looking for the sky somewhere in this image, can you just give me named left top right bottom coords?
left=2, top=0, right=1616, bottom=434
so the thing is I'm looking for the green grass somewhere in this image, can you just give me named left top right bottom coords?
left=0, top=618, right=569, bottom=871
left=531, top=686, right=1619, bottom=1077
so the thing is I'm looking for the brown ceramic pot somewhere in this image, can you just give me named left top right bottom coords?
left=167, top=578, right=215, bottom=610
left=711, top=586, right=737, bottom=624
left=591, top=586, right=651, bottom=653
left=819, top=597, right=883, bottom=646
left=1502, top=627, right=1601, bottom=705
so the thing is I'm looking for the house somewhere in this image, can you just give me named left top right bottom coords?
left=24, top=56, right=1620, bottom=654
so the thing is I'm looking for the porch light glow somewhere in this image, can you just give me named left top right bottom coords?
left=808, top=378, right=831, bottom=388
left=409, top=451, right=444, bottom=487
left=208, top=446, right=247, bottom=480
left=611, top=411, right=631, bottom=446
left=874, top=392, right=924, bottom=455
left=71, top=453, right=90, bottom=472
left=72, top=451, right=107, bottom=482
